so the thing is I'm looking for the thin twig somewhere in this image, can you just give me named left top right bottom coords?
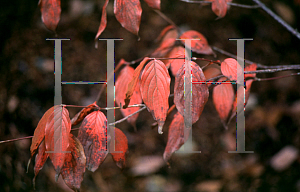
left=181, top=0, right=260, bottom=9
left=254, top=72, right=300, bottom=81
left=252, top=0, right=300, bottom=40
left=108, top=106, right=147, bottom=126
left=245, top=67, right=300, bottom=74
left=0, top=136, right=33, bottom=144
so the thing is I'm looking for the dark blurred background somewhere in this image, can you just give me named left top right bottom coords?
left=1, top=0, right=300, bottom=191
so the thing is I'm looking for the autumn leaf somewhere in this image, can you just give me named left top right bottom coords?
left=30, top=106, right=54, bottom=158
left=38, top=0, right=61, bottom=31
left=45, top=105, right=71, bottom=180
left=110, top=128, right=128, bottom=169
left=163, top=112, right=188, bottom=162
left=180, top=30, right=214, bottom=55
left=212, top=77, right=234, bottom=128
left=155, top=25, right=177, bottom=43
left=95, top=0, right=109, bottom=40
left=144, top=0, right=160, bottom=9
left=33, top=140, right=48, bottom=188
left=61, top=134, right=86, bottom=192
left=71, top=102, right=98, bottom=126
left=77, top=111, right=108, bottom=172
left=114, top=0, right=142, bottom=35
left=203, top=66, right=222, bottom=88
left=221, top=58, right=242, bottom=82
left=166, top=46, right=185, bottom=76
left=174, top=61, right=209, bottom=124
left=124, top=57, right=149, bottom=108
left=210, top=0, right=232, bottom=18
left=116, top=65, right=142, bottom=126
left=140, top=59, right=171, bottom=134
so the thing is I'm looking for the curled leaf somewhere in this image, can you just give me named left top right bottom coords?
left=61, top=134, right=86, bottom=192
left=174, top=61, right=209, bottom=124
left=71, top=102, right=98, bottom=126
left=163, top=112, right=188, bottom=162
left=114, top=0, right=142, bottom=35
left=33, top=140, right=48, bottom=188
left=140, top=60, right=171, bottom=134
left=116, top=65, right=142, bottom=126
left=95, top=0, right=109, bottom=40
left=180, top=30, right=214, bottom=55
left=39, top=0, right=61, bottom=31
left=77, top=111, right=108, bottom=172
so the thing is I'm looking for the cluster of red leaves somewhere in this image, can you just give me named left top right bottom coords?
left=29, top=103, right=128, bottom=191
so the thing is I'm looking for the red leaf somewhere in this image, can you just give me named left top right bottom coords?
left=212, top=77, right=234, bottom=127
left=140, top=59, right=171, bottom=134
left=71, top=102, right=98, bottom=126
left=163, top=112, right=188, bottom=162
left=203, top=67, right=222, bottom=88
left=124, top=57, right=149, bottom=108
left=110, top=128, right=128, bottom=169
left=155, top=25, right=177, bottom=43
left=77, top=111, right=108, bottom=172
left=166, top=46, right=185, bottom=76
left=152, top=26, right=178, bottom=57
left=30, top=106, right=54, bottom=158
left=144, top=0, right=160, bottom=9
left=114, top=0, right=142, bottom=35
left=38, top=0, right=61, bottom=31
left=210, top=0, right=231, bottom=18
left=221, top=58, right=242, bottom=82
left=33, top=140, right=48, bottom=188
left=174, top=61, right=209, bottom=124
left=61, top=134, right=86, bottom=192
left=116, top=65, right=142, bottom=126
left=180, top=30, right=214, bottom=55
left=95, top=0, right=109, bottom=40
left=45, top=106, right=71, bottom=180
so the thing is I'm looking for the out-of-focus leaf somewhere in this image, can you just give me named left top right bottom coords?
left=144, top=0, right=160, bottom=9
left=210, top=0, right=232, bottom=18
left=221, top=58, right=242, bottom=82
left=95, top=0, right=109, bottom=40
left=39, top=0, right=61, bottom=31
left=140, top=59, right=171, bottom=134
left=166, top=46, right=185, bottom=76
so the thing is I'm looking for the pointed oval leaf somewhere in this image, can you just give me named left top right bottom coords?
left=61, top=134, right=86, bottom=192
left=111, top=128, right=128, bottom=169
left=95, top=0, right=109, bottom=40
left=213, top=77, right=234, bottom=126
left=39, top=0, right=61, bottom=31
left=163, top=112, right=189, bottom=162
left=140, top=59, right=171, bottom=134
left=174, top=61, right=209, bottom=124
left=33, top=140, right=48, bottom=187
left=180, top=30, right=214, bottom=55
left=77, top=111, right=108, bottom=172
left=144, top=0, right=160, bottom=9
left=30, top=106, right=54, bottom=158
left=116, top=65, right=142, bottom=126
left=114, top=0, right=142, bottom=35
left=45, top=106, right=71, bottom=179
left=71, top=102, right=98, bottom=126
left=221, top=58, right=242, bottom=82
left=124, top=57, right=149, bottom=108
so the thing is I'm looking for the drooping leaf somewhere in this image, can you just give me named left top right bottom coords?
left=124, top=57, right=149, bottom=108
left=212, top=77, right=234, bottom=127
left=163, top=112, right=188, bottom=162
left=33, top=140, right=48, bottom=188
left=210, top=0, right=232, bottom=18
left=61, top=134, right=86, bottom=192
left=144, top=0, right=160, bottom=9
left=140, top=59, right=171, bottom=134
left=38, top=0, right=61, bottom=31
left=221, top=58, right=242, bottom=82
left=71, top=102, right=98, bottom=126
left=174, top=61, right=209, bottom=124
left=95, top=0, right=109, bottom=40
left=110, top=128, right=128, bottom=169
left=166, top=46, right=185, bottom=76
left=180, top=30, right=214, bottom=55
left=30, top=106, right=54, bottom=158
left=116, top=65, right=142, bottom=126
left=44, top=105, right=71, bottom=180
left=114, top=0, right=142, bottom=35
left=77, top=111, right=108, bottom=172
